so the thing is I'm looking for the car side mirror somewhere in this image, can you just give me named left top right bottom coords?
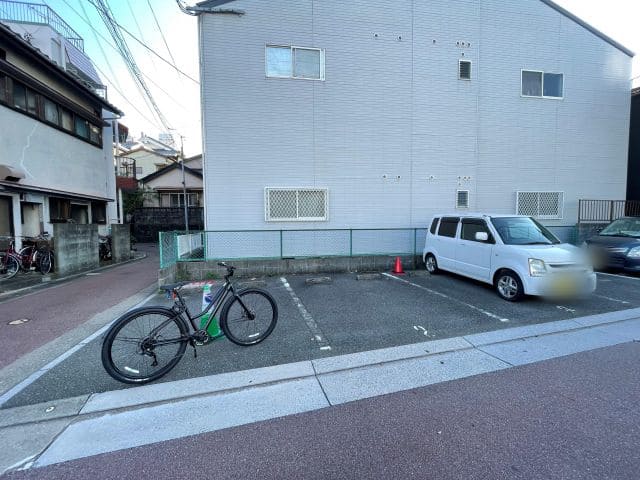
left=475, top=232, right=489, bottom=242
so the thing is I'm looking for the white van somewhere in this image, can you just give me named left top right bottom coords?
left=422, top=214, right=596, bottom=301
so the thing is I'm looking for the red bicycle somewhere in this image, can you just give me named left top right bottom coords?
left=0, top=234, right=53, bottom=280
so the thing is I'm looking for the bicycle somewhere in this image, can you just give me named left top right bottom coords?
left=101, top=262, right=278, bottom=384
left=0, top=234, right=53, bottom=280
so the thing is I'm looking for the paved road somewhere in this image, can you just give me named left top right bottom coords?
left=0, top=245, right=159, bottom=370
left=3, top=270, right=640, bottom=409
left=5, top=342, right=638, bottom=479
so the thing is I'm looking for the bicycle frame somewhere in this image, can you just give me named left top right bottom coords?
left=148, top=276, right=248, bottom=347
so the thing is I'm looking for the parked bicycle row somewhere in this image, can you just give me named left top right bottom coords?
left=0, top=233, right=54, bottom=280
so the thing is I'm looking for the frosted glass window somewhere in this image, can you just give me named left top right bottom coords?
left=266, top=47, right=292, bottom=77
left=294, top=48, right=321, bottom=79
left=44, top=98, right=59, bottom=125
left=522, top=71, right=542, bottom=97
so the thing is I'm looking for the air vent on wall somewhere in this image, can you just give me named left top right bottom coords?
left=459, top=60, right=472, bottom=80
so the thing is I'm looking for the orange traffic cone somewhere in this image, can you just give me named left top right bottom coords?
left=393, top=256, right=405, bottom=275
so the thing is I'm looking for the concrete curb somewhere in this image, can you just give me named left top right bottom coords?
left=1, top=308, right=640, bottom=473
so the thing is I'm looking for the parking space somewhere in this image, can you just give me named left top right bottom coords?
left=3, top=270, right=640, bottom=409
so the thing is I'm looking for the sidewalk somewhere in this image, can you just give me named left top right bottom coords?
left=1, top=306, right=639, bottom=475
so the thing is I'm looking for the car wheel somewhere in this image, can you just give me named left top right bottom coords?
left=495, top=270, right=524, bottom=302
left=425, top=254, right=439, bottom=274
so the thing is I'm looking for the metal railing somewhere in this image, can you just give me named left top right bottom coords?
left=0, top=0, right=84, bottom=51
left=159, top=228, right=429, bottom=269
left=578, top=200, right=640, bottom=224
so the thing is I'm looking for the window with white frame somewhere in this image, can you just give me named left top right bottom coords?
left=266, top=46, right=325, bottom=80
left=265, top=188, right=328, bottom=221
left=160, top=192, right=199, bottom=207
left=459, top=60, right=472, bottom=80
left=456, top=190, right=470, bottom=209
left=516, top=191, right=564, bottom=219
left=521, top=70, right=564, bottom=98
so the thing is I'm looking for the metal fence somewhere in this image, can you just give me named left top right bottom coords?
left=0, top=0, right=85, bottom=50
left=158, top=225, right=581, bottom=269
left=578, top=200, right=640, bottom=224
left=159, top=228, right=428, bottom=269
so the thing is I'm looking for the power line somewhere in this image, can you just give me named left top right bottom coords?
left=146, top=0, right=178, bottom=67
left=88, top=0, right=172, bottom=133
left=57, top=0, right=198, bottom=85
left=56, top=0, right=194, bottom=113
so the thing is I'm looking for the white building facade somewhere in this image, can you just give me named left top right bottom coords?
left=0, top=22, right=121, bottom=241
left=197, top=0, right=632, bottom=238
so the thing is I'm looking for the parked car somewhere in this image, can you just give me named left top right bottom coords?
left=423, top=214, right=596, bottom=301
left=583, top=217, right=640, bottom=273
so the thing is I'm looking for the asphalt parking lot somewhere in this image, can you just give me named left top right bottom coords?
left=3, top=270, right=640, bottom=409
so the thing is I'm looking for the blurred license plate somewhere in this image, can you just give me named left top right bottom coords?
left=553, top=276, right=578, bottom=296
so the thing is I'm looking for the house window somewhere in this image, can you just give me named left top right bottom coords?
left=459, top=60, right=472, bottom=80
left=0, top=73, right=6, bottom=103
left=265, top=188, right=328, bottom=221
left=44, top=98, right=59, bottom=125
left=60, top=108, right=73, bottom=131
left=13, top=81, right=27, bottom=110
left=266, top=46, right=325, bottom=80
left=91, top=201, right=106, bottom=224
left=75, top=116, right=89, bottom=139
left=135, top=166, right=143, bottom=176
left=522, top=70, right=563, bottom=99
left=516, top=191, right=564, bottom=219
left=160, top=193, right=198, bottom=207
left=456, top=190, right=470, bottom=209
left=49, top=197, right=71, bottom=223
left=89, top=124, right=101, bottom=145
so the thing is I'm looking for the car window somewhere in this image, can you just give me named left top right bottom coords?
left=490, top=217, right=560, bottom=245
left=461, top=218, right=493, bottom=243
left=429, top=218, right=439, bottom=235
left=599, top=218, right=640, bottom=238
left=438, top=217, right=459, bottom=238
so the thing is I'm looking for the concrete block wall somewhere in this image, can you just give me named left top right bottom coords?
left=164, top=255, right=420, bottom=285
left=111, top=224, right=131, bottom=263
left=53, top=224, right=99, bottom=276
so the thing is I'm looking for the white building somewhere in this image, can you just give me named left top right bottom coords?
left=195, top=0, right=633, bottom=243
left=0, top=20, right=122, bottom=241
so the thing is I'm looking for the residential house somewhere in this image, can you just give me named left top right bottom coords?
left=138, top=156, right=204, bottom=208
left=0, top=18, right=122, bottom=241
left=121, top=134, right=178, bottom=178
left=195, top=0, right=632, bottom=244
left=628, top=88, right=640, bottom=201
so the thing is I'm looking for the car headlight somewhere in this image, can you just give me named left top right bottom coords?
left=628, top=246, right=640, bottom=258
left=528, top=258, right=547, bottom=277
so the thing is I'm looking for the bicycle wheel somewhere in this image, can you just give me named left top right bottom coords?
left=101, top=307, right=190, bottom=384
left=220, top=288, right=278, bottom=346
left=38, top=250, right=53, bottom=274
left=0, top=253, right=19, bottom=280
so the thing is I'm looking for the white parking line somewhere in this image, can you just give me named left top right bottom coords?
left=382, top=273, right=510, bottom=323
left=592, top=294, right=631, bottom=305
left=556, top=305, right=577, bottom=314
left=280, top=277, right=332, bottom=351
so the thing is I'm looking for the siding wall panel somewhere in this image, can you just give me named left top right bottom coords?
left=200, top=0, right=631, bottom=231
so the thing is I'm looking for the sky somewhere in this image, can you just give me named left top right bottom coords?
left=11, top=0, right=639, bottom=157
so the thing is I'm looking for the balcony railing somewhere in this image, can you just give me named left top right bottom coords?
left=0, top=0, right=84, bottom=51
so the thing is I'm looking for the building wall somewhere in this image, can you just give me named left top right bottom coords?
left=127, top=150, right=172, bottom=178
left=200, top=0, right=632, bottom=230
left=628, top=93, right=640, bottom=200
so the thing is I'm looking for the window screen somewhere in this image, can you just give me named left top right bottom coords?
left=294, top=48, right=321, bottom=79
left=266, top=188, right=328, bottom=221
left=438, top=217, right=459, bottom=238
left=516, top=191, right=564, bottom=219
left=543, top=73, right=563, bottom=98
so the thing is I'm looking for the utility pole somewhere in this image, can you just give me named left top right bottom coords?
left=179, top=135, right=189, bottom=233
